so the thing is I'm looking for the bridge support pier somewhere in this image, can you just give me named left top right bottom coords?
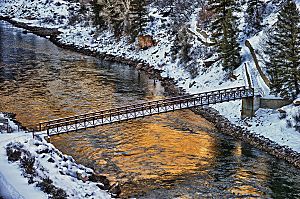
left=241, top=96, right=260, bottom=119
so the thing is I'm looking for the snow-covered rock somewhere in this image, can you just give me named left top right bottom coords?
left=293, top=98, right=300, bottom=106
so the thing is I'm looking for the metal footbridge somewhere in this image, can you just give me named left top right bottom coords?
left=35, top=86, right=254, bottom=136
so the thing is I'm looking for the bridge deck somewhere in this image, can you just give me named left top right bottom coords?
left=36, top=86, right=254, bottom=136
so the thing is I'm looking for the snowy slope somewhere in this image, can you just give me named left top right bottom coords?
left=0, top=133, right=48, bottom=199
left=0, top=115, right=111, bottom=199
left=0, top=0, right=300, bottom=177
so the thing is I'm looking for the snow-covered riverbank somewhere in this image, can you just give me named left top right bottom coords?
left=0, top=0, right=300, bottom=197
left=1, top=0, right=299, bottom=153
left=0, top=114, right=113, bottom=199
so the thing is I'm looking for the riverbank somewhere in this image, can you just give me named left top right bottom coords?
left=1, top=16, right=300, bottom=170
left=1, top=0, right=300, bottom=194
left=0, top=113, right=118, bottom=199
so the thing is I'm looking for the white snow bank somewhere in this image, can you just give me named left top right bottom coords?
left=0, top=133, right=48, bottom=199
left=0, top=115, right=111, bottom=199
left=212, top=101, right=300, bottom=153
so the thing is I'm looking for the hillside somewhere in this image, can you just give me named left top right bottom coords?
left=0, top=0, right=299, bottom=150
left=1, top=0, right=300, bottom=198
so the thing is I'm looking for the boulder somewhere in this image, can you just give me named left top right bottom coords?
left=89, top=174, right=110, bottom=190
left=76, top=170, right=89, bottom=182
left=136, top=63, right=143, bottom=70
left=138, top=35, right=156, bottom=49
left=278, top=108, right=287, bottom=118
left=109, top=182, right=121, bottom=197
left=293, top=98, right=300, bottom=106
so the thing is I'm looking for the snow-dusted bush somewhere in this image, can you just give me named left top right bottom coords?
left=6, top=142, right=23, bottom=162
left=36, top=177, right=68, bottom=199
left=292, top=110, right=300, bottom=133
left=5, top=141, right=70, bottom=198
left=285, top=107, right=300, bottom=133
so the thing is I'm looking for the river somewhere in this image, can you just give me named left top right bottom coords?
left=0, top=21, right=300, bottom=198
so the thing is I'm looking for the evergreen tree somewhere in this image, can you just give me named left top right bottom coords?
left=129, top=0, right=148, bottom=38
left=208, top=0, right=241, bottom=74
left=91, top=0, right=106, bottom=27
left=265, top=0, right=300, bottom=99
left=221, top=9, right=241, bottom=72
left=106, top=1, right=125, bottom=37
left=245, top=0, right=265, bottom=36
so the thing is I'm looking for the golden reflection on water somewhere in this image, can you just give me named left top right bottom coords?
left=51, top=110, right=217, bottom=196
left=228, top=143, right=269, bottom=197
left=0, top=57, right=164, bottom=128
left=3, top=22, right=300, bottom=198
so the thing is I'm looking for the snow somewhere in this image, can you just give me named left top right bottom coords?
left=0, top=133, right=48, bottom=199
left=0, top=115, right=111, bottom=199
left=213, top=102, right=300, bottom=152
left=0, top=0, right=300, bottom=196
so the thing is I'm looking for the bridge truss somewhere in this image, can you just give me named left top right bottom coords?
left=36, top=86, right=254, bottom=136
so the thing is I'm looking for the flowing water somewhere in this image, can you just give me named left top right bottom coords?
left=1, top=21, right=300, bottom=198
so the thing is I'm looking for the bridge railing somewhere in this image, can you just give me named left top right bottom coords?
left=37, top=86, right=254, bottom=134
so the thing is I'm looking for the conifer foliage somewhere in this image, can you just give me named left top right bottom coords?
left=91, top=0, right=148, bottom=38
left=208, top=0, right=241, bottom=75
left=129, top=0, right=148, bottom=38
left=265, top=0, right=300, bottom=99
left=245, top=0, right=265, bottom=36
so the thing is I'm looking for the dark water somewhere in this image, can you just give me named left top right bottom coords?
left=1, top=20, right=300, bottom=198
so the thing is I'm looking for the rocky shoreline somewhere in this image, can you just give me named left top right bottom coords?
left=193, top=107, right=300, bottom=168
left=1, top=17, right=300, bottom=171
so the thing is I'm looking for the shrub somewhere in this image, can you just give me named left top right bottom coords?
left=20, top=155, right=36, bottom=175
left=6, top=147, right=22, bottom=162
left=51, top=188, right=68, bottom=199
left=292, top=110, right=300, bottom=133
left=37, top=177, right=68, bottom=199
left=37, top=177, right=55, bottom=194
left=286, top=119, right=292, bottom=128
left=6, top=142, right=24, bottom=162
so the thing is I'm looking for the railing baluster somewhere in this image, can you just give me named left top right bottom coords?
left=133, top=105, right=137, bottom=118
left=37, top=86, right=254, bottom=135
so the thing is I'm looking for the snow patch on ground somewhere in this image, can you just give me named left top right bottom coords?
left=0, top=133, right=49, bottom=199
left=0, top=115, right=111, bottom=199
left=0, top=0, right=300, bottom=194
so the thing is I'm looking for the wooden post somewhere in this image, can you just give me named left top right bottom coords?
left=75, top=117, right=78, bottom=131
left=109, top=110, right=112, bottom=122
left=117, top=109, right=121, bottom=122
left=6, top=120, right=9, bottom=133
left=134, top=105, right=137, bottom=118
